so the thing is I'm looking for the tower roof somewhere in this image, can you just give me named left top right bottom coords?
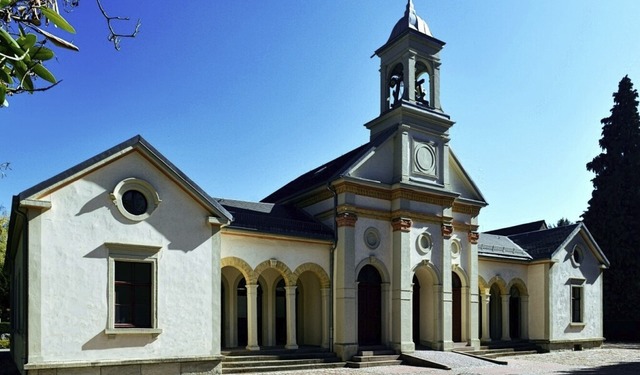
left=388, top=0, right=432, bottom=42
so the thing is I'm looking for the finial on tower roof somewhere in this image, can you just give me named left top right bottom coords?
left=388, top=0, right=432, bottom=42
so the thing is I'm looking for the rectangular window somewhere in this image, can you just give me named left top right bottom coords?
left=106, top=242, right=161, bottom=335
left=115, top=261, right=152, bottom=328
left=571, top=285, right=583, bottom=323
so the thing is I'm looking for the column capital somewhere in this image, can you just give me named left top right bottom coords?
left=391, top=217, right=412, bottom=232
left=441, top=223, right=453, bottom=239
left=336, top=212, right=358, bottom=227
left=468, top=231, right=480, bottom=244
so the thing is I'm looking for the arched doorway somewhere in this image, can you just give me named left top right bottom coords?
left=452, top=272, right=462, bottom=342
left=358, top=265, right=382, bottom=345
left=509, top=286, right=521, bottom=339
left=412, top=274, right=420, bottom=344
left=489, top=284, right=502, bottom=340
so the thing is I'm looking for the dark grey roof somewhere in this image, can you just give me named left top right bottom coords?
left=507, top=224, right=580, bottom=260
left=220, top=199, right=334, bottom=241
left=485, top=220, right=547, bottom=236
left=477, top=233, right=532, bottom=261
left=262, top=125, right=397, bottom=204
left=15, top=135, right=232, bottom=222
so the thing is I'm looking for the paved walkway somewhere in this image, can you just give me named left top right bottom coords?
left=1, top=343, right=639, bottom=374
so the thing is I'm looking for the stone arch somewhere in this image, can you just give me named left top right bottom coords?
left=487, top=275, right=508, bottom=295
left=412, top=260, right=441, bottom=285
left=478, top=275, right=489, bottom=291
left=452, top=264, right=470, bottom=287
left=293, top=263, right=330, bottom=288
left=506, top=278, right=529, bottom=296
left=254, top=259, right=295, bottom=286
left=355, top=256, right=391, bottom=284
left=221, top=256, right=256, bottom=284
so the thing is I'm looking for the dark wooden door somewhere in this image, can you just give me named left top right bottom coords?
left=452, top=272, right=462, bottom=342
left=358, top=265, right=382, bottom=345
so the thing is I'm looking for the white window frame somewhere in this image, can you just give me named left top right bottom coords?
left=105, top=242, right=162, bottom=336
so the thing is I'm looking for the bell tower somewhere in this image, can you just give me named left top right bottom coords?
left=367, top=0, right=453, bottom=139
left=377, top=0, right=444, bottom=112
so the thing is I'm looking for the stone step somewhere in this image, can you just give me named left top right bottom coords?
left=346, top=359, right=403, bottom=368
left=222, top=361, right=346, bottom=374
left=484, top=350, right=539, bottom=359
left=223, top=357, right=343, bottom=368
left=223, top=351, right=337, bottom=362
left=351, top=354, right=401, bottom=362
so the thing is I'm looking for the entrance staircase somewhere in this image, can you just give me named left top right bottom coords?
left=221, top=347, right=345, bottom=374
left=345, top=346, right=403, bottom=368
left=453, top=341, right=541, bottom=360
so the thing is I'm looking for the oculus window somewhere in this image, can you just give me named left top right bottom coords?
left=111, top=178, right=161, bottom=221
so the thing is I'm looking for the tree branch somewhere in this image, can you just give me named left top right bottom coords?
left=96, top=0, right=140, bottom=50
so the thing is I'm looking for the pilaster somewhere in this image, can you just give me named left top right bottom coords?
left=334, top=211, right=358, bottom=361
left=391, top=217, right=415, bottom=353
left=501, top=294, right=511, bottom=341
left=284, top=286, right=298, bottom=349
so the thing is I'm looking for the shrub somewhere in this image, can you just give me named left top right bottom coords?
left=0, top=338, right=8, bottom=349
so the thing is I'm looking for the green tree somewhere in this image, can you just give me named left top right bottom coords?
left=0, top=0, right=139, bottom=107
left=548, top=218, right=573, bottom=228
left=582, top=75, right=640, bottom=340
left=0, top=211, right=8, bottom=318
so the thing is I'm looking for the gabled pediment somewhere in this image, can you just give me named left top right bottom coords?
left=15, top=135, right=232, bottom=222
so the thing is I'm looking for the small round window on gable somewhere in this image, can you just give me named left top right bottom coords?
left=571, top=245, right=584, bottom=267
left=111, top=178, right=160, bottom=221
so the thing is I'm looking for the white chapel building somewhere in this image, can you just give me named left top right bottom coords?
left=5, top=2, right=609, bottom=374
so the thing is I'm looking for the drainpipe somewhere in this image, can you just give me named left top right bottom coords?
left=327, top=182, right=338, bottom=353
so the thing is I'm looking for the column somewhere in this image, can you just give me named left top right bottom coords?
left=391, top=217, right=414, bottom=353
left=501, top=294, right=511, bottom=341
left=480, top=289, right=490, bottom=342
left=334, top=211, right=358, bottom=361
left=246, top=284, right=260, bottom=350
left=440, top=222, right=454, bottom=350
left=285, top=286, right=298, bottom=349
left=521, top=296, right=529, bottom=339
left=321, top=288, right=330, bottom=348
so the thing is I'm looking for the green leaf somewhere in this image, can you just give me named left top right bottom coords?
left=30, top=46, right=55, bottom=61
left=39, top=7, right=76, bottom=34
left=17, top=34, right=37, bottom=51
left=0, top=68, right=11, bottom=84
left=0, top=28, right=24, bottom=55
left=32, top=63, right=56, bottom=84
left=0, top=84, right=5, bottom=106
left=30, top=26, right=79, bottom=52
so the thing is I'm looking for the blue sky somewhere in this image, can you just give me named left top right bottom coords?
left=2, top=0, right=640, bottom=231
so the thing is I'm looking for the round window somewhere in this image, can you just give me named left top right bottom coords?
left=571, top=246, right=583, bottom=267
left=451, top=241, right=461, bottom=259
left=416, top=232, right=432, bottom=255
left=122, top=190, right=148, bottom=216
left=364, top=227, right=381, bottom=250
left=111, top=178, right=160, bottom=221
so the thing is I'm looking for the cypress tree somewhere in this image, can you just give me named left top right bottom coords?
left=582, top=75, right=640, bottom=340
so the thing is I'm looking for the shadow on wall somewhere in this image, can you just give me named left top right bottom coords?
left=82, top=330, right=157, bottom=351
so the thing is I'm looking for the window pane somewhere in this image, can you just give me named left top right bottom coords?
left=115, top=285, right=132, bottom=304
left=116, top=305, right=131, bottom=324
left=134, top=263, right=152, bottom=284
left=134, top=303, right=151, bottom=328
left=115, top=261, right=133, bottom=282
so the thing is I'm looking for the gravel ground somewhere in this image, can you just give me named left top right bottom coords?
left=1, top=343, right=639, bottom=374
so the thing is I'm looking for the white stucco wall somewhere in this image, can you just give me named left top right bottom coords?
left=29, top=152, right=219, bottom=364
left=549, top=235, right=604, bottom=341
